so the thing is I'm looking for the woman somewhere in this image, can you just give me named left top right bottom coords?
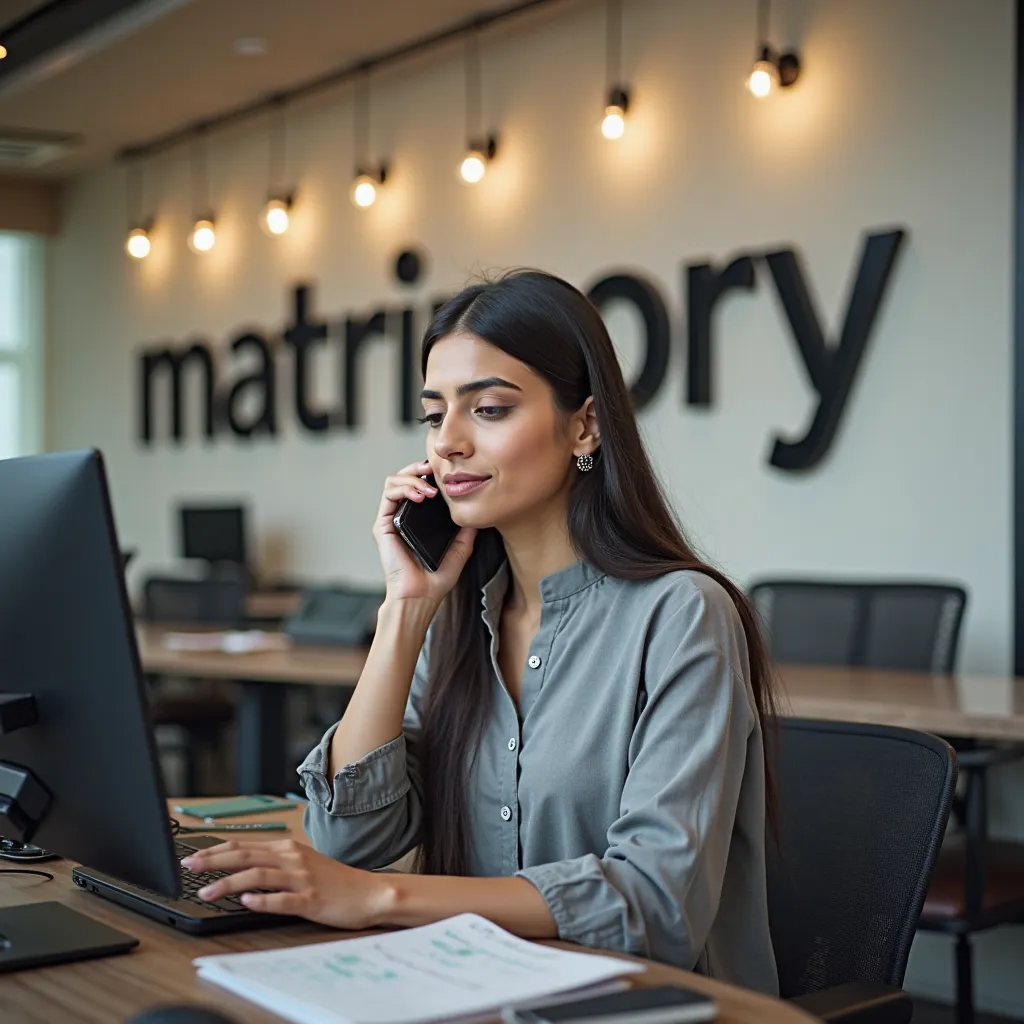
left=182, top=270, right=779, bottom=994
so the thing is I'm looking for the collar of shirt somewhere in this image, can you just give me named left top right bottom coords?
left=479, top=558, right=607, bottom=632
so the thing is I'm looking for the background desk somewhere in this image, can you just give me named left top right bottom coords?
left=138, top=626, right=1024, bottom=794
left=0, top=801, right=815, bottom=1024
left=779, top=664, right=1024, bottom=743
left=137, top=626, right=368, bottom=793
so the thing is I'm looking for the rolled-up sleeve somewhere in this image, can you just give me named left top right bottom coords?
left=516, top=586, right=757, bottom=969
left=297, top=643, right=429, bottom=870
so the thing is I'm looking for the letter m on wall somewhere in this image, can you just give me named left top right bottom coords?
left=138, top=343, right=216, bottom=444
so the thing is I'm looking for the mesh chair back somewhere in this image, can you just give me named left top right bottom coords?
left=143, top=576, right=247, bottom=626
left=767, top=719, right=956, bottom=997
left=750, top=580, right=967, bottom=672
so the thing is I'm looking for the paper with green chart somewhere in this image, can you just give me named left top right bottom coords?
left=193, top=912, right=645, bottom=1024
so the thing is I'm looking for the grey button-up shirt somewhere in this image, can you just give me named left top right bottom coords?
left=298, top=560, right=778, bottom=995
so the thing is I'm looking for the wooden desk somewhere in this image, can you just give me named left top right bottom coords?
left=246, top=590, right=302, bottom=622
left=777, top=663, right=1024, bottom=743
left=0, top=802, right=814, bottom=1024
left=138, top=626, right=1024, bottom=744
left=138, top=626, right=368, bottom=794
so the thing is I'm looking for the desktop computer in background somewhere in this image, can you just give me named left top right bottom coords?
left=0, top=450, right=278, bottom=971
left=178, top=504, right=250, bottom=579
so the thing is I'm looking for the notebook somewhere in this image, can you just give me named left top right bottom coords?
left=193, top=913, right=646, bottom=1024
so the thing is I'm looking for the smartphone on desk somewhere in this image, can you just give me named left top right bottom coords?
left=392, top=475, right=460, bottom=573
left=501, top=984, right=717, bottom=1024
left=173, top=794, right=298, bottom=821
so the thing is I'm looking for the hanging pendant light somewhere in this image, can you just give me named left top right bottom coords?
left=188, top=131, right=216, bottom=253
left=261, top=98, right=294, bottom=236
left=746, top=0, right=801, bottom=98
left=124, top=161, right=154, bottom=260
left=459, top=29, right=497, bottom=183
left=350, top=71, right=388, bottom=209
left=601, top=0, right=630, bottom=140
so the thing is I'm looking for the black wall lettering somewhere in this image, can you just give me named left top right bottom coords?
left=764, top=228, right=907, bottom=472
left=398, top=309, right=418, bottom=425
left=139, top=341, right=215, bottom=444
left=343, top=311, right=388, bottom=428
left=226, top=332, right=277, bottom=438
left=586, top=273, right=671, bottom=411
left=283, top=285, right=332, bottom=433
left=686, top=256, right=756, bottom=406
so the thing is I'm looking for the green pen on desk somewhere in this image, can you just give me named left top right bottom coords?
left=177, top=822, right=289, bottom=833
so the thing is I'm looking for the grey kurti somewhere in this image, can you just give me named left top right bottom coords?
left=297, top=560, right=778, bottom=995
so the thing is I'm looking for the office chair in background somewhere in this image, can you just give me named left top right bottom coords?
left=748, top=579, right=967, bottom=673
left=142, top=577, right=246, bottom=795
left=750, top=578, right=1024, bottom=1024
left=768, top=718, right=957, bottom=1024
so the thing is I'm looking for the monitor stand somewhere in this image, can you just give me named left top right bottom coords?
left=0, top=902, right=138, bottom=972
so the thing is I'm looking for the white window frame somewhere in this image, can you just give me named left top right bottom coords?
left=0, top=232, right=44, bottom=458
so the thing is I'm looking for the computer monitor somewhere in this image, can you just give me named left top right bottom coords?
left=178, top=504, right=248, bottom=568
left=0, top=450, right=180, bottom=962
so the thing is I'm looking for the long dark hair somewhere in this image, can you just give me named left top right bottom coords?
left=418, top=269, right=777, bottom=876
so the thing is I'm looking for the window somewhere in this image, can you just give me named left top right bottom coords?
left=0, top=232, right=43, bottom=460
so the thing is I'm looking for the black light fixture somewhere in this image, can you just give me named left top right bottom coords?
left=459, top=28, right=497, bottom=183
left=261, top=98, right=294, bottom=236
left=601, top=0, right=629, bottom=140
left=188, top=130, right=215, bottom=254
left=350, top=69, right=388, bottom=209
left=124, top=161, right=153, bottom=260
left=747, top=0, right=801, bottom=99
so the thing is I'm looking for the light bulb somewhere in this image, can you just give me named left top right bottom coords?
left=460, top=150, right=487, bottom=184
left=0, top=45, right=7, bottom=60
left=125, top=227, right=151, bottom=260
left=601, top=104, right=626, bottom=140
left=189, top=218, right=216, bottom=254
left=747, top=59, right=778, bottom=98
left=351, top=174, right=378, bottom=209
left=261, top=198, right=290, bottom=236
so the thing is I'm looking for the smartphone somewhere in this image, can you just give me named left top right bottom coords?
left=392, top=475, right=460, bottom=573
left=173, top=794, right=298, bottom=821
left=501, top=985, right=717, bottom=1024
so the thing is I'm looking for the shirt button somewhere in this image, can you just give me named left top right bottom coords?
left=527, top=655, right=541, bottom=669
left=500, top=805, right=512, bottom=821
left=508, top=737, right=517, bottom=751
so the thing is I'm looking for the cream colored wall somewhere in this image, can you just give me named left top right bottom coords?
left=46, top=0, right=1019, bottom=1011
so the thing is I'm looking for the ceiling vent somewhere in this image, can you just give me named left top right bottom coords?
left=0, top=128, right=78, bottom=168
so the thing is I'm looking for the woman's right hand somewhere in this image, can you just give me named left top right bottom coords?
left=372, top=460, right=477, bottom=607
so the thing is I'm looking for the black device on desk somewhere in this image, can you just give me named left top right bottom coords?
left=0, top=450, right=291, bottom=970
left=285, top=585, right=385, bottom=646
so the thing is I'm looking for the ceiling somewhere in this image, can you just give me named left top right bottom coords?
left=0, top=0, right=527, bottom=179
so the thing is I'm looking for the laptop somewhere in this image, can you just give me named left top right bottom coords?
left=72, top=835, right=295, bottom=935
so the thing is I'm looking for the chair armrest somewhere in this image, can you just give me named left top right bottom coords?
left=790, top=981, right=912, bottom=1024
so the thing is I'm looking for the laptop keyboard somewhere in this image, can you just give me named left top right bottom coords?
left=174, top=839, right=251, bottom=914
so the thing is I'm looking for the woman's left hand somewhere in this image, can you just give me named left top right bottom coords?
left=181, top=840, right=392, bottom=930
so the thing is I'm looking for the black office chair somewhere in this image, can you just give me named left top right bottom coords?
left=768, top=718, right=957, bottom=1024
left=142, top=576, right=245, bottom=795
left=143, top=576, right=248, bottom=627
left=750, top=578, right=1024, bottom=1024
left=748, top=579, right=967, bottom=672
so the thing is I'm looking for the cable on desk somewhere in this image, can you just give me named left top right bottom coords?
left=0, top=868, right=54, bottom=881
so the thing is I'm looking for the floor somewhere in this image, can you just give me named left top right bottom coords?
left=914, top=999, right=1022, bottom=1023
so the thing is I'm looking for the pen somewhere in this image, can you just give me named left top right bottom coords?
left=178, top=822, right=289, bottom=832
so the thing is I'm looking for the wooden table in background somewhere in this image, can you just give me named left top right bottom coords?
left=139, top=625, right=1024, bottom=745
left=138, top=626, right=368, bottom=794
left=777, top=663, right=1024, bottom=742
left=0, top=801, right=815, bottom=1024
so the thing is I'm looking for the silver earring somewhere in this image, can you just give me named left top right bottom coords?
left=576, top=453, right=594, bottom=473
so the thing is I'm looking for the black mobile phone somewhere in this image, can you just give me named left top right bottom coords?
left=392, top=475, right=460, bottom=572
left=501, top=985, right=716, bottom=1024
